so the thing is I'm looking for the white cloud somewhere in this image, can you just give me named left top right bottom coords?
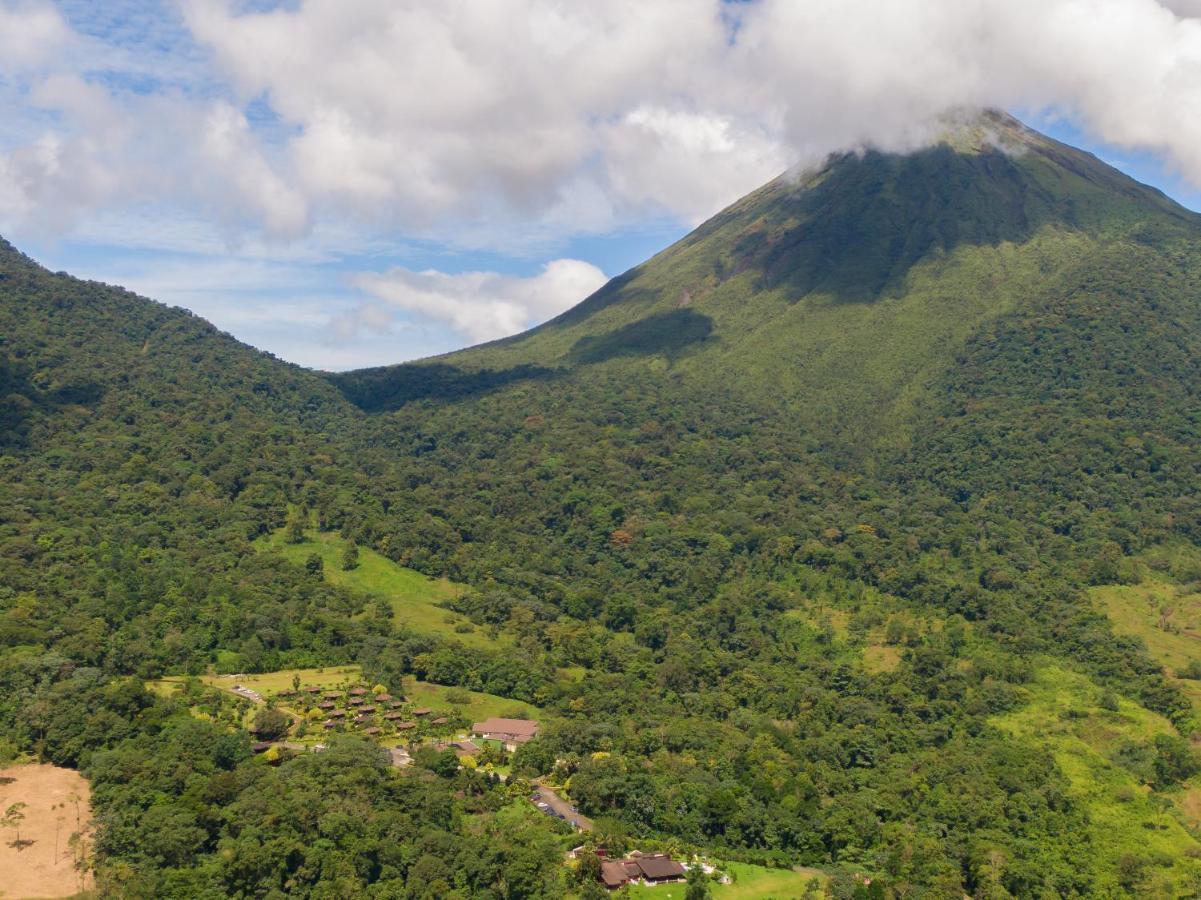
left=9, top=0, right=1201, bottom=366
left=8, top=0, right=1201, bottom=246
left=352, top=259, right=608, bottom=344
left=171, top=0, right=1201, bottom=240
left=0, top=1, right=72, bottom=70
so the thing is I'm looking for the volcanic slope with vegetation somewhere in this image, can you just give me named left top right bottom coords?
left=5, top=110, right=1201, bottom=895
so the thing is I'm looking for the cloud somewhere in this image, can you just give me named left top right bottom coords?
left=180, top=0, right=752, bottom=236
left=9, top=0, right=1201, bottom=367
left=172, top=0, right=1201, bottom=238
left=0, top=1, right=72, bottom=70
left=9, top=0, right=1201, bottom=246
left=1161, top=0, right=1201, bottom=16
left=327, top=303, right=398, bottom=343
left=351, top=259, right=608, bottom=344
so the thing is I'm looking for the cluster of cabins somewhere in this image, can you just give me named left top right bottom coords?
left=280, top=683, right=457, bottom=739
left=598, top=852, right=687, bottom=890
left=278, top=686, right=543, bottom=752
left=250, top=683, right=544, bottom=773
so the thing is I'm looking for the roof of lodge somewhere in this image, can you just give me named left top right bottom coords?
left=637, top=856, right=686, bottom=880
left=600, top=861, right=629, bottom=888
left=472, top=717, right=539, bottom=739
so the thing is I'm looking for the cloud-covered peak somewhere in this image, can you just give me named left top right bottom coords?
left=5, top=0, right=1201, bottom=368
left=7, top=0, right=1201, bottom=246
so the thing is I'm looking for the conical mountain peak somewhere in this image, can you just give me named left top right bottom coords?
left=336, top=113, right=1201, bottom=456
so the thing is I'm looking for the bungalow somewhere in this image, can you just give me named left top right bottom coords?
left=348, top=697, right=365, bottom=706
left=471, top=717, right=540, bottom=752
left=431, top=716, right=449, bottom=725
left=348, top=687, right=368, bottom=696
left=363, top=726, right=382, bottom=736
left=317, top=702, right=336, bottom=711
left=323, top=691, right=342, bottom=700
left=448, top=739, right=479, bottom=759
left=388, top=700, right=405, bottom=709
left=359, top=705, right=377, bottom=714
left=600, top=860, right=635, bottom=890
left=396, top=721, right=417, bottom=731
left=375, top=693, right=394, bottom=702
left=412, top=708, right=431, bottom=717
left=384, top=712, right=405, bottom=721
left=636, top=855, right=686, bottom=884
left=354, top=714, right=372, bottom=724
left=598, top=854, right=685, bottom=890
left=303, top=685, right=322, bottom=694
left=327, top=709, right=346, bottom=718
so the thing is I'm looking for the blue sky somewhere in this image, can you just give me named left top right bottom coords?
left=4, top=1, right=1201, bottom=369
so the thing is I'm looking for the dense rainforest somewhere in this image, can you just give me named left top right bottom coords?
left=4, top=111, right=1201, bottom=896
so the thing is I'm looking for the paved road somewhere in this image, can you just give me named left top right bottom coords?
left=532, top=780, right=592, bottom=831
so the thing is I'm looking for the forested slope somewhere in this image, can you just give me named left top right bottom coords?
left=5, top=111, right=1201, bottom=895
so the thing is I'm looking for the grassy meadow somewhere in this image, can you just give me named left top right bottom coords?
left=1094, top=579, right=1201, bottom=701
left=993, top=665, right=1201, bottom=894
left=257, top=528, right=506, bottom=650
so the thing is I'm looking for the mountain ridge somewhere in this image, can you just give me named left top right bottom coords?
left=5, top=111, right=1201, bottom=894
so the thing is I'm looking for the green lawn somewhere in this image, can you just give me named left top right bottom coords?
left=152, top=665, right=364, bottom=698
left=623, top=862, right=824, bottom=899
left=405, top=680, right=541, bottom=722
left=993, top=665, right=1201, bottom=894
left=257, top=528, right=506, bottom=650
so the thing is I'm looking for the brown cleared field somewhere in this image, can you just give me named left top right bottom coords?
left=862, top=643, right=902, bottom=673
left=0, top=764, right=92, bottom=899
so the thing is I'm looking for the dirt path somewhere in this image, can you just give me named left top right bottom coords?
left=532, top=780, right=592, bottom=831
left=0, top=764, right=92, bottom=899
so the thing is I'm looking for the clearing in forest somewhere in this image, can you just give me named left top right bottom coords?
left=150, top=669, right=544, bottom=748
left=1092, top=578, right=1201, bottom=712
left=993, top=665, right=1201, bottom=894
left=257, top=529, right=507, bottom=650
left=0, top=764, right=92, bottom=899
